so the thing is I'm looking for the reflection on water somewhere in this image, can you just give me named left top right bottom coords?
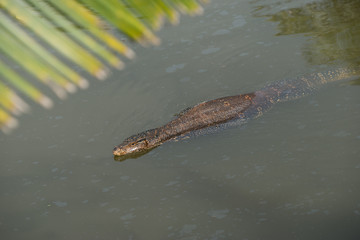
left=1, top=0, right=360, bottom=239
left=349, top=77, right=360, bottom=85
left=113, top=148, right=155, bottom=161
left=253, top=0, right=360, bottom=65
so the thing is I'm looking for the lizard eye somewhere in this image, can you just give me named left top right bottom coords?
left=131, top=138, right=146, bottom=146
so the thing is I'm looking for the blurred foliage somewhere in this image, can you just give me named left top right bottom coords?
left=253, top=0, right=360, bottom=66
left=0, top=0, right=207, bottom=133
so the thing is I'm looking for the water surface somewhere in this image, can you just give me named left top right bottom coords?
left=1, top=0, right=360, bottom=239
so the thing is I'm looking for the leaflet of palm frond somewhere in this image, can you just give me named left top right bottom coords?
left=153, top=0, right=180, bottom=25
left=124, top=0, right=166, bottom=30
left=80, top=0, right=160, bottom=45
left=0, top=28, right=74, bottom=99
left=30, top=1, right=124, bottom=70
left=0, top=60, right=53, bottom=109
left=0, top=81, right=29, bottom=116
left=0, top=106, right=18, bottom=134
left=171, top=0, right=204, bottom=15
left=0, top=31, right=70, bottom=98
left=47, top=0, right=135, bottom=59
left=0, top=12, right=88, bottom=90
left=2, top=0, right=107, bottom=79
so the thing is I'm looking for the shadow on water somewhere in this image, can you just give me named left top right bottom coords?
left=252, top=0, right=360, bottom=66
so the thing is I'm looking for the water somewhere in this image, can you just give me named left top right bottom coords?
left=1, top=0, right=360, bottom=239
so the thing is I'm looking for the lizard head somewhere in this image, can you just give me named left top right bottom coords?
left=113, top=136, right=149, bottom=157
left=112, top=129, right=161, bottom=159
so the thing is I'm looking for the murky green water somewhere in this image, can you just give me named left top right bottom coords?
left=1, top=0, right=360, bottom=239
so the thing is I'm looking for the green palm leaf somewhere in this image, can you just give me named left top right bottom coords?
left=0, top=0, right=207, bottom=133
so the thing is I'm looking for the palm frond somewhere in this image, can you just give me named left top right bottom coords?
left=0, top=0, right=206, bottom=133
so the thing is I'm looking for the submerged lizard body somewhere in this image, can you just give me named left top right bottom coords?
left=113, top=68, right=358, bottom=158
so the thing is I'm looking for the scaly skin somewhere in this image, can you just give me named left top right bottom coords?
left=113, top=68, right=358, bottom=158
